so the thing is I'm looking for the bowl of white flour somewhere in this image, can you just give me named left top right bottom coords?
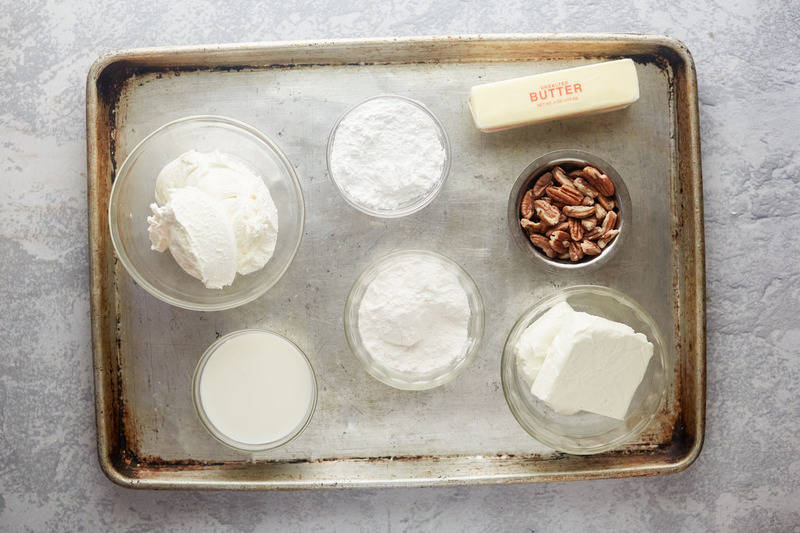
left=344, top=250, right=484, bottom=390
left=327, top=95, right=451, bottom=218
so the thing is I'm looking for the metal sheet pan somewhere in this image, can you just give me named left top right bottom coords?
left=86, top=34, right=705, bottom=489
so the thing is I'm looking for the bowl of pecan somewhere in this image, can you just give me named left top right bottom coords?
left=508, top=149, right=631, bottom=269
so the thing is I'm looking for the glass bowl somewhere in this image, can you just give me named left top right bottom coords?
left=108, top=115, right=304, bottom=311
left=508, top=149, right=631, bottom=271
left=501, top=285, right=669, bottom=455
left=344, top=250, right=484, bottom=390
left=192, top=329, right=317, bottom=453
left=326, top=95, right=451, bottom=218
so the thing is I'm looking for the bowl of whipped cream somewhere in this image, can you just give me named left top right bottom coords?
left=109, top=115, right=304, bottom=311
left=501, top=285, right=670, bottom=454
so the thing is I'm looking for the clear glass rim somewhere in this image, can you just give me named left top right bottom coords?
left=344, top=250, right=485, bottom=390
left=326, top=94, right=452, bottom=219
left=191, top=329, right=318, bottom=453
left=108, top=114, right=305, bottom=312
left=500, top=285, right=669, bottom=455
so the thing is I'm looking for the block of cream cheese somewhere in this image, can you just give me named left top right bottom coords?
left=516, top=301, right=575, bottom=383
left=469, top=59, right=640, bottom=132
left=530, top=310, right=653, bottom=420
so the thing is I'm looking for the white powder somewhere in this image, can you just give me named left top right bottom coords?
left=329, top=96, right=447, bottom=210
left=357, top=255, right=471, bottom=375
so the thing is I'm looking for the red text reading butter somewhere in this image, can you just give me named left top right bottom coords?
left=530, top=82, right=582, bottom=102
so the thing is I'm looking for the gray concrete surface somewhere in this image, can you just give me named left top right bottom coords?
left=1, top=1, right=798, bottom=531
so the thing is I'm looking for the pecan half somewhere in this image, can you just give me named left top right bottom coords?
left=598, top=229, right=620, bottom=248
left=545, top=185, right=583, bottom=206
left=520, top=218, right=546, bottom=233
left=568, top=169, right=585, bottom=179
left=562, top=205, right=596, bottom=218
left=530, top=233, right=552, bottom=252
left=584, top=226, right=605, bottom=240
left=534, top=199, right=561, bottom=226
left=520, top=190, right=535, bottom=219
left=552, top=166, right=575, bottom=187
left=594, top=204, right=607, bottom=220
left=582, top=165, right=615, bottom=196
left=568, top=241, right=584, bottom=262
left=550, top=229, right=570, bottom=242
left=568, top=218, right=584, bottom=241
left=581, top=218, right=597, bottom=231
left=532, top=172, right=553, bottom=198
left=581, top=240, right=602, bottom=255
left=581, top=196, right=594, bottom=206
left=549, top=233, right=570, bottom=254
left=596, top=195, right=615, bottom=211
left=600, top=211, right=618, bottom=235
left=573, top=177, right=599, bottom=198
left=545, top=221, right=570, bottom=237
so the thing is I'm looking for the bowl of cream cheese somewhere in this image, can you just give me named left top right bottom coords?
left=501, top=285, right=670, bottom=454
left=109, top=115, right=304, bottom=311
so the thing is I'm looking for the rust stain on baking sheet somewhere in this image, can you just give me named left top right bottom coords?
left=95, top=61, right=135, bottom=178
left=119, top=434, right=686, bottom=477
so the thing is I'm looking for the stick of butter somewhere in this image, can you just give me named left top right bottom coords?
left=469, top=59, right=640, bottom=132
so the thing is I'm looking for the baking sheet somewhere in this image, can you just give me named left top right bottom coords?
left=86, top=35, right=705, bottom=488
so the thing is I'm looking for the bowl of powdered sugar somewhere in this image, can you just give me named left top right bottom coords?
left=344, top=250, right=484, bottom=390
left=327, top=95, right=451, bottom=218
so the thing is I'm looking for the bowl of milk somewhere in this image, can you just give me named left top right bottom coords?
left=192, top=329, right=317, bottom=452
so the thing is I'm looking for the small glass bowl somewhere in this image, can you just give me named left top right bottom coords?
left=344, top=250, right=484, bottom=390
left=508, top=149, right=631, bottom=271
left=192, top=329, right=317, bottom=453
left=326, top=95, right=451, bottom=218
left=108, top=115, right=304, bottom=311
left=501, top=285, right=669, bottom=455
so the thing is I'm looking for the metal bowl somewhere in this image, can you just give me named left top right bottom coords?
left=507, top=149, right=631, bottom=271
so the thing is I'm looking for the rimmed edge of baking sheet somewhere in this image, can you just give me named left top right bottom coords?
left=86, top=33, right=705, bottom=489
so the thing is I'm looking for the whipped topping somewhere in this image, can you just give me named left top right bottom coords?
left=148, top=187, right=238, bottom=289
left=147, top=150, right=279, bottom=289
left=517, top=302, right=654, bottom=420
